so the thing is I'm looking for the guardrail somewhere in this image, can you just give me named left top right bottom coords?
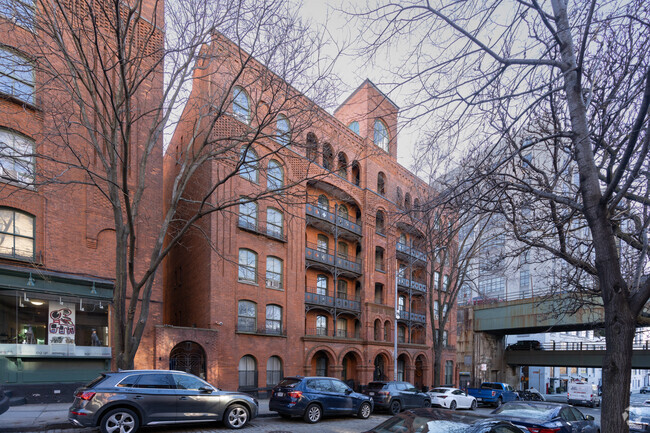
left=305, top=203, right=362, bottom=236
left=305, top=243, right=363, bottom=274
left=457, top=287, right=573, bottom=306
left=508, top=342, right=650, bottom=351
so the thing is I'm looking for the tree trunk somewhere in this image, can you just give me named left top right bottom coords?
left=432, top=343, right=442, bottom=387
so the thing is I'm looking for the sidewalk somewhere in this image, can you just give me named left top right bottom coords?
left=0, top=399, right=275, bottom=432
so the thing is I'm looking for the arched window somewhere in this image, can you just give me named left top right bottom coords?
left=238, top=199, right=257, bottom=231
left=374, top=283, right=384, bottom=304
left=265, top=256, right=283, bottom=290
left=337, top=279, right=348, bottom=299
left=396, top=187, right=403, bottom=207
left=266, top=208, right=283, bottom=239
left=317, top=234, right=329, bottom=253
left=337, top=152, right=347, bottom=177
left=276, top=115, right=290, bottom=146
left=0, top=49, right=34, bottom=104
left=374, top=319, right=381, bottom=341
left=237, top=300, right=256, bottom=332
left=267, top=160, right=283, bottom=190
left=399, top=233, right=407, bottom=245
left=337, top=241, right=348, bottom=259
left=0, top=208, right=34, bottom=259
left=377, top=172, right=385, bottom=195
left=316, top=315, right=328, bottom=336
left=351, top=161, right=360, bottom=186
left=398, top=326, right=406, bottom=344
left=375, top=210, right=385, bottom=235
left=405, top=193, right=411, bottom=209
left=336, top=317, right=348, bottom=337
left=397, top=356, right=405, bottom=380
left=348, top=121, right=359, bottom=134
left=375, top=246, right=385, bottom=272
left=306, top=132, right=318, bottom=162
left=373, top=119, right=389, bottom=151
left=316, top=274, right=328, bottom=295
left=398, top=295, right=406, bottom=313
left=238, top=249, right=257, bottom=283
left=398, top=264, right=407, bottom=278
left=265, top=304, right=282, bottom=334
left=338, top=204, right=348, bottom=220
left=266, top=356, right=283, bottom=387
left=238, top=355, right=257, bottom=389
left=322, top=143, right=334, bottom=170
left=239, top=147, right=258, bottom=183
left=413, top=198, right=420, bottom=217
left=317, top=194, right=329, bottom=211
left=232, top=86, right=250, bottom=124
left=384, top=321, right=391, bottom=341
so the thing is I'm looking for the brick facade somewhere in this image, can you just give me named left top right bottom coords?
left=162, top=35, right=457, bottom=393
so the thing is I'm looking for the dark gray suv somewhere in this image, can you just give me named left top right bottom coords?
left=363, top=381, right=431, bottom=414
left=68, top=370, right=258, bottom=432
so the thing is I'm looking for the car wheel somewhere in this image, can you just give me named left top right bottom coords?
left=358, top=402, right=372, bottom=419
left=224, top=404, right=249, bottom=429
left=389, top=400, right=401, bottom=415
left=100, top=408, right=140, bottom=433
left=495, top=397, right=503, bottom=408
left=304, top=404, right=322, bottom=423
left=423, top=399, right=431, bottom=408
left=450, top=400, right=457, bottom=410
left=471, top=400, right=477, bottom=410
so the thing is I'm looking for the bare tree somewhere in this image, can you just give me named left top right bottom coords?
left=356, top=1, right=650, bottom=430
left=0, top=0, right=338, bottom=369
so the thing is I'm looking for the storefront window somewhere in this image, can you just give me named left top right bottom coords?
left=0, top=292, right=109, bottom=354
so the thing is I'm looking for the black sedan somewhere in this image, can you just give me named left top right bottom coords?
left=491, top=401, right=599, bottom=433
left=363, top=408, right=523, bottom=433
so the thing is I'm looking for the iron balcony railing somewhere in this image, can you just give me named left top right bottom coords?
left=237, top=217, right=287, bottom=242
left=236, top=324, right=287, bottom=336
left=396, top=242, right=427, bottom=263
left=305, top=243, right=363, bottom=274
left=304, top=287, right=361, bottom=311
left=305, top=328, right=361, bottom=339
left=397, top=276, right=427, bottom=293
left=305, top=203, right=362, bottom=236
left=396, top=310, right=426, bottom=323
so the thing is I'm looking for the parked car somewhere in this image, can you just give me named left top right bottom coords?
left=505, top=340, right=543, bottom=351
left=269, top=376, right=373, bottom=423
left=363, top=381, right=431, bottom=414
left=0, top=385, right=9, bottom=416
left=362, top=407, right=523, bottom=433
left=491, top=401, right=599, bottom=433
left=567, top=381, right=600, bottom=407
left=641, top=386, right=650, bottom=394
left=467, top=382, right=518, bottom=407
left=428, top=387, right=477, bottom=410
left=629, top=405, right=650, bottom=432
left=68, top=370, right=258, bottom=432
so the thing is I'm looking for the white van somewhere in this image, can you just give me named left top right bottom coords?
left=568, top=381, right=600, bottom=407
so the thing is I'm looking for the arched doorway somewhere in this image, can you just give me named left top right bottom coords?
left=397, top=354, right=407, bottom=381
left=414, top=355, right=425, bottom=390
left=373, top=354, right=388, bottom=381
left=169, top=341, right=206, bottom=379
left=341, top=351, right=360, bottom=390
left=312, top=350, right=329, bottom=376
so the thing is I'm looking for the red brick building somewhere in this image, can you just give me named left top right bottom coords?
left=161, top=35, right=457, bottom=393
left=0, top=1, right=163, bottom=401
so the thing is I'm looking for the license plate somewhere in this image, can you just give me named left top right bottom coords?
left=477, top=398, right=483, bottom=401
left=369, top=392, right=375, bottom=396
left=276, top=392, right=283, bottom=397
left=630, top=423, right=643, bottom=429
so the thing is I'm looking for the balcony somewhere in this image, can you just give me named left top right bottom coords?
left=397, top=276, right=427, bottom=294
left=236, top=324, right=287, bottom=337
left=305, top=288, right=361, bottom=311
left=396, top=310, right=426, bottom=324
left=396, top=242, right=427, bottom=263
left=305, top=244, right=362, bottom=276
left=305, top=328, right=361, bottom=340
left=237, top=218, right=287, bottom=242
left=305, top=203, right=362, bottom=239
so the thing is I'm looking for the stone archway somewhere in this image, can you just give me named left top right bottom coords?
left=373, top=353, right=389, bottom=381
left=341, top=350, right=362, bottom=390
left=414, top=355, right=426, bottom=389
left=311, top=350, right=332, bottom=376
left=169, top=340, right=206, bottom=379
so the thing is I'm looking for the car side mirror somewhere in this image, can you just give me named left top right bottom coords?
left=585, top=415, right=594, bottom=421
left=345, top=388, right=353, bottom=395
left=199, top=386, right=213, bottom=394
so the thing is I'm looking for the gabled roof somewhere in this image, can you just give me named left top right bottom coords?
left=333, top=78, right=399, bottom=115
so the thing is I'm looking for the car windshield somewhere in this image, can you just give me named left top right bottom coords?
left=629, top=406, right=650, bottom=422
left=367, top=382, right=388, bottom=389
left=493, top=402, right=555, bottom=419
left=371, top=416, right=474, bottom=433
left=276, top=378, right=301, bottom=388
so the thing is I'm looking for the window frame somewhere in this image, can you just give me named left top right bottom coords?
left=0, top=48, right=35, bottom=105
left=267, top=160, right=284, bottom=190
left=232, top=86, right=251, bottom=124
left=316, top=315, right=327, bottom=336
left=0, top=207, right=35, bottom=260
left=238, top=355, right=257, bottom=389
left=237, top=300, right=257, bottom=332
left=0, top=128, right=35, bottom=184
left=266, top=207, right=283, bottom=239
left=265, top=304, right=282, bottom=334
left=238, top=248, right=258, bottom=283
left=239, top=147, right=258, bottom=183
left=265, top=256, right=283, bottom=290
left=316, top=274, right=328, bottom=295
left=0, top=0, right=35, bottom=30
left=275, top=115, right=290, bottom=146
left=238, top=199, right=258, bottom=231
left=373, top=119, right=389, bottom=152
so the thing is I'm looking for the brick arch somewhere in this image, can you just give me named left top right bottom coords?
left=372, top=348, right=393, bottom=364
left=413, top=352, right=429, bottom=365
left=337, top=346, right=363, bottom=364
left=397, top=351, right=413, bottom=365
left=304, top=345, right=337, bottom=367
